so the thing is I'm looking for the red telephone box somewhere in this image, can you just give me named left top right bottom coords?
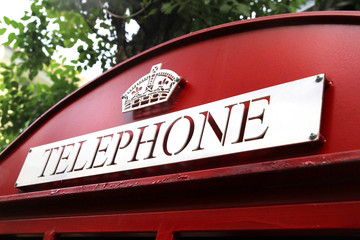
left=1, top=11, right=360, bottom=240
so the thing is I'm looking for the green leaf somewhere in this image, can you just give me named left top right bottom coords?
left=54, top=69, right=62, bottom=75
left=220, top=4, right=231, bottom=13
left=21, top=15, right=31, bottom=21
left=147, top=8, right=157, bottom=16
left=16, top=21, right=24, bottom=33
left=4, top=32, right=16, bottom=46
left=100, top=22, right=109, bottom=29
left=10, top=51, right=21, bottom=61
left=161, top=3, right=175, bottom=14
left=9, top=20, right=19, bottom=28
left=64, top=38, right=76, bottom=48
left=12, top=39, right=19, bottom=50
left=0, top=28, right=6, bottom=35
left=29, top=69, right=38, bottom=80
left=50, top=62, right=60, bottom=69
left=77, top=45, right=84, bottom=52
left=35, top=83, right=43, bottom=93
left=3, top=16, right=10, bottom=25
left=236, top=3, right=250, bottom=17
left=20, top=77, right=28, bottom=84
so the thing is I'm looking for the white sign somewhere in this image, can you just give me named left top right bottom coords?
left=16, top=74, right=325, bottom=187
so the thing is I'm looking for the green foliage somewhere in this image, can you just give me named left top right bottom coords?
left=1, top=0, right=310, bottom=151
left=0, top=59, right=80, bottom=150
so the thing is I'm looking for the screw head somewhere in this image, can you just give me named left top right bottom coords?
left=316, top=75, right=323, bottom=82
left=309, top=133, right=318, bottom=140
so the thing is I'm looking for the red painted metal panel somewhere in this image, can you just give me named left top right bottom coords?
left=0, top=150, right=359, bottom=204
left=1, top=201, right=360, bottom=234
left=1, top=12, right=360, bottom=237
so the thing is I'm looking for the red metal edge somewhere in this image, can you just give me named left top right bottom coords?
left=1, top=200, right=360, bottom=234
left=0, top=149, right=359, bottom=204
left=2, top=11, right=360, bottom=161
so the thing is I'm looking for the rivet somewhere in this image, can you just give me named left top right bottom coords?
left=121, top=95, right=126, bottom=99
left=309, top=133, right=318, bottom=140
left=316, top=75, right=323, bottom=82
left=14, top=183, right=18, bottom=187
left=29, top=149, right=32, bottom=153
left=175, top=77, right=180, bottom=83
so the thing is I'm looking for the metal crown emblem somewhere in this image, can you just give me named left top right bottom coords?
left=122, top=63, right=181, bottom=112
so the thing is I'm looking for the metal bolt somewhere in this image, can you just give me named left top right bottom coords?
left=316, top=75, right=323, bottom=82
left=309, top=133, right=318, bottom=140
left=175, top=77, right=181, bottom=83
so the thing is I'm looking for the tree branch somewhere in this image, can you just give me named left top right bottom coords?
left=98, top=0, right=152, bottom=19
left=78, top=0, right=117, bottom=44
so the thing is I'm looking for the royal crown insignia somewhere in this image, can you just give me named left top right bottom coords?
left=122, top=63, right=182, bottom=112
